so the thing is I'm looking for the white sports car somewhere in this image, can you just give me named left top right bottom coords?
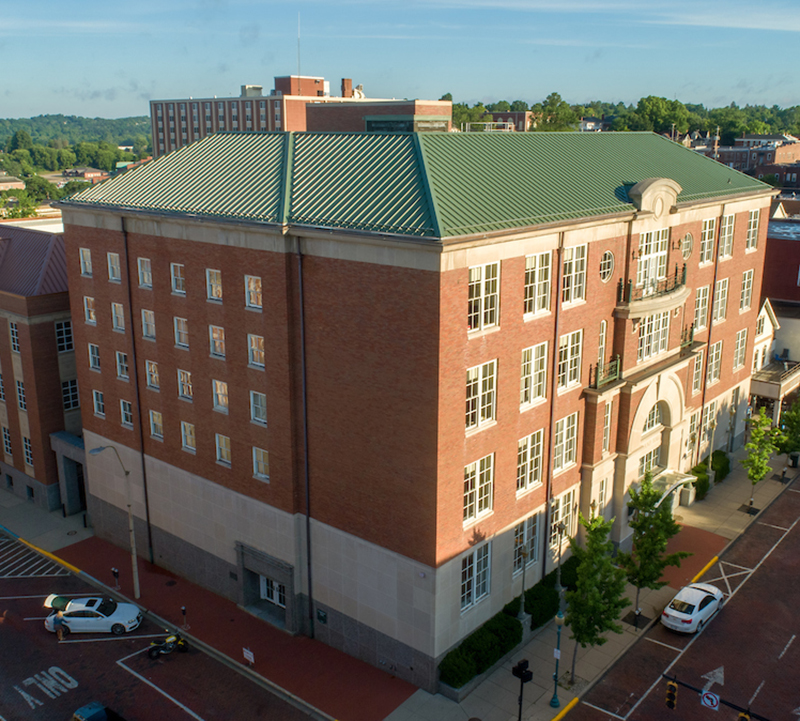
left=660, top=583, right=724, bottom=633
left=44, top=594, right=142, bottom=636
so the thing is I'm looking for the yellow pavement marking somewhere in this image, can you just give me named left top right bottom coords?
left=691, top=555, right=718, bottom=583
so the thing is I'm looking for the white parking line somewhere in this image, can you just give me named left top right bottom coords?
left=57, top=633, right=166, bottom=643
left=758, top=522, right=791, bottom=531
left=582, top=701, right=626, bottom=719
left=748, top=679, right=765, bottom=706
left=645, top=638, right=683, bottom=652
left=778, top=634, right=795, bottom=659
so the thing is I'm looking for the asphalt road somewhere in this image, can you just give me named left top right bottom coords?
left=568, top=484, right=800, bottom=721
left=0, top=539, right=313, bottom=721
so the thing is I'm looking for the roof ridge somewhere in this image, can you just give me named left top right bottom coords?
left=414, top=134, right=442, bottom=238
left=280, top=132, right=294, bottom=226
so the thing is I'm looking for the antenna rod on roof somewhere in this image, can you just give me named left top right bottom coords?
left=297, top=13, right=301, bottom=77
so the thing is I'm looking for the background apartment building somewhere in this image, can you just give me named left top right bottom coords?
left=0, top=225, right=85, bottom=514
left=150, top=76, right=452, bottom=156
left=61, top=131, right=771, bottom=691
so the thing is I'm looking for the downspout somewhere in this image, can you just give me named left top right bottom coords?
left=121, top=217, right=154, bottom=563
left=541, top=232, right=566, bottom=578
left=695, top=207, right=726, bottom=467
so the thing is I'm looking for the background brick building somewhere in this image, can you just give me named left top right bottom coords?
left=61, top=131, right=772, bottom=691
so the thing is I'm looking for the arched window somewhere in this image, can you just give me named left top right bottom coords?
left=643, top=402, right=664, bottom=433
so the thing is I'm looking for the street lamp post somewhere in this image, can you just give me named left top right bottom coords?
left=89, top=445, right=140, bottom=599
left=550, top=521, right=566, bottom=708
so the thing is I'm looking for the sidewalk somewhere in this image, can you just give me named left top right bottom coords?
left=0, top=447, right=793, bottom=721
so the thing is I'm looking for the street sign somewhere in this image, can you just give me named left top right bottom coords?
left=554, top=648, right=561, bottom=660
left=243, top=647, right=255, bottom=665
left=701, top=692, right=720, bottom=710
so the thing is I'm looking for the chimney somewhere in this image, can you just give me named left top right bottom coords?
left=341, top=78, right=353, bottom=98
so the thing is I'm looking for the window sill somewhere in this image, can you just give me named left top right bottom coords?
left=207, top=298, right=223, bottom=304
left=172, top=291, right=187, bottom=298
left=182, top=446, right=196, bottom=454
left=117, top=376, right=129, bottom=382
left=516, top=482, right=543, bottom=499
left=85, top=320, right=97, bottom=326
left=121, top=423, right=134, bottom=430
left=248, top=363, right=266, bottom=371
left=175, top=344, right=190, bottom=351
left=213, top=407, right=229, bottom=415
left=151, top=435, right=164, bottom=442
left=467, top=324, right=500, bottom=339
left=465, top=419, right=497, bottom=437
left=523, top=310, right=551, bottom=322
left=113, top=327, right=126, bottom=334
left=179, top=396, right=193, bottom=403
left=520, top=398, right=547, bottom=413
left=216, top=460, right=231, bottom=468
left=245, top=305, right=263, bottom=313
left=146, top=386, right=160, bottom=392
left=142, top=336, right=156, bottom=342
left=108, top=278, right=121, bottom=284
left=553, top=462, right=576, bottom=477
left=253, top=474, right=270, bottom=483
left=462, top=510, right=493, bottom=530
left=251, top=419, right=268, bottom=428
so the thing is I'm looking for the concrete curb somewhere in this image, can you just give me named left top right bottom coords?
left=0, top=525, right=336, bottom=721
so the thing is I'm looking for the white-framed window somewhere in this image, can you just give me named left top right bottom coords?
left=598, top=320, right=607, bottom=368
left=733, top=329, right=747, bottom=369
left=756, top=314, right=765, bottom=337
left=120, top=400, right=133, bottom=427
left=597, top=478, right=608, bottom=517
left=553, top=412, right=578, bottom=471
left=467, top=262, right=499, bottom=331
left=707, top=340, right=722, bottom=384
left=693, top=349, right=704, bottom=394
left=92, top=389, right=104, bottom=417
left=463, top=454, right=494, bottom=523
left=740, top=270, right=754, bottom=311
left=599, top=251, right=615, bottom=282
left=209, top=325, right=225, bottom=358
left=520, top=343, right=547, bottom=406
left=2, top=427, right=11, bottom=455
left=84, top=296, right=96, bottom=324
left=115, top=351, right=129, bottom=380
left=9, top=322, right=19, bottom=353
left=245, top=275, right=262, bottom=309
left=643, top=403, right=663, bottom=433
left=260, top=576, right=285, bottom=607
left=638, top=311, right=670, bottom=362
left=149, top=410, right=163, bottom=439
left=23, top=437, right=33, bottom=467
left=61, top=379, right=79, bottom=410
left=700, top=218, right=716, bottom=263
left=460, top=542, right=490, bottom=611
left=88, top=343, right=101, bottom=370
left=206, top=269, right=223, bottom=301
left=111, top=302, right=125, bottom=331
left=178, top=369, right=193, bottom=400
left=702, top=400, right=717, bottom=441
left=638, top=447, right=661, bottom=478
left=0, top=374, right=4, bottom=401
left=465, top=360, right=497, bottom=430
left=636, top=229, right=669, bottom=294
left=138, top=257, right=152, bottom=288
left=248, top=334, right=265, bottom=368
left=550, top=488, right=576, bottom=547
left=557, top=330, right=582, bottom=389
left=181, top=421, right=196, bottom=451
left=513, top=514, right=539, bottom=574
left=712, top=279, right=728, bottom=324
left=517, top=430, right=543, bottom=493
left=694, top=286, right=710, bottom=331
left=55, top=321, right=73, bottom=352
left=146, top=360, right=159, bottom=389
left=746, top=209, right=759, bottom=250
left=215, top=433, right=231, bottom=465
left=523, top=252, right=551, bottom=315
left=562, top=245, right=587, bottom=304
left=141, top=310, right=156, bottom=340
left=719, top=214, right=734, bottom=258
left=250, top=390, right=267, bottom=425
left=174, top=317, right=189, bottom=348
left=212, top=379, right=229, bottom=412
left=602, top=401, right=612, bottom=453
left=79, top=248, right=93, bottom=276
left=107, top=252, right=121, bottom=281
left=253, top=447, right=270, bottom=481
left=171, top=263, right=186, bottom=295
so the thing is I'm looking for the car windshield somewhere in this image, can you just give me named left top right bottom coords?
left=97, top=598, right=117, bottom=616
left=669, top=599, right=695, bottom=614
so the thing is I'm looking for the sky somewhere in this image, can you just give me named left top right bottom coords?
left=3, top=0, right=800, bottom=119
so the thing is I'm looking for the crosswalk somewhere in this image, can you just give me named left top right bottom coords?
left=0, top=534, right=70, bottom=578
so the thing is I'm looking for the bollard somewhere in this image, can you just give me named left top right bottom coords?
left=181, top=605, right=189, bottom=630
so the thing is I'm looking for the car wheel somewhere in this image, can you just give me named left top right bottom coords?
left=111, top=624, right=126, bottom=636
left=696, top=620, right=704, bottom=632
left=60, top=625, right=70, bottom=638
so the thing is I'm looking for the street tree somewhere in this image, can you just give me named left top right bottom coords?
left=741, top=407, right=785, bottom=511
left=778, top=400, right=800, bottom=455
left=615, top=472, right=690, bottom=627
left=565, top=513, right=629, bottom=683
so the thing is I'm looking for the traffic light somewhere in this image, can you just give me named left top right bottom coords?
left=665, top=680, right=678, bottom=709
left=738, top=713, right=751, bottom=720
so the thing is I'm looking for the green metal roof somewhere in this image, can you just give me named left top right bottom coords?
left=65, top=131, right=769, bottom=239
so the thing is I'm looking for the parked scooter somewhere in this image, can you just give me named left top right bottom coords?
left=148, top=629, right=189, bottom=659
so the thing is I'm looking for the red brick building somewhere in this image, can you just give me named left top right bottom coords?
left=61, top=131, right=771, bottom=690
left=150, top=76, right=451, bottom=157
left=0, top=225, right=84, bottom=513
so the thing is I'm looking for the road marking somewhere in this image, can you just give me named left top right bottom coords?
left=581, top=700, right=626, bottom=719
left=645, top=638, right=683, bottom=651
left=748, top=679, right=765, bottom=706
left=779, top=634, right=795, bottom=659
left=116, top=655, right=207, bottom=720
left=0, top=593, right=82, bottom=601
left=701, top=666, right=724, bottom=693
left=55, top=633, right=166, bottom=643
left=758, top=522, right=790, bottom=531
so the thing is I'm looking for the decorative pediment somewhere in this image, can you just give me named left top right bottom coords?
left=628, top=178, right=682, bottom=219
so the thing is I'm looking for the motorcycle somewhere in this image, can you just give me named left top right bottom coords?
left=148, top=630, right=189, bottom=659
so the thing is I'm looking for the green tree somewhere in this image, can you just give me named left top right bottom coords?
left=778, top=400, right=800, bottom=455
left=439, top=93, right=453, bottom=102
left=7, top=129, right=33, bottom=152
left=452, top=102, right=490, bottom=130
left=616, top=472, right=690, bottom=627
left=486, top=100, right=510, bottom=112
left=24, top=175, right=60, bottom=202
left=531, top=92, right=577, bottom=132
left=742, top=407, right=785, bottom=511
left=565, top=514, right=630, bottom=683
left=510, top=100, right=529, bottom=112
left=1, top=190, right=37, bottom=218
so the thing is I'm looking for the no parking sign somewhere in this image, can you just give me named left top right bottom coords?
left=701, top=691, right=720, bottom=710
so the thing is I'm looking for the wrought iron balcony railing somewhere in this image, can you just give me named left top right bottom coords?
left=589, top=355, right=621, bottom=389
left=617, top=264, right=687, bottom=304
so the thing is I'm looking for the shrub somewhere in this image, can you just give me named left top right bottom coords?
left=526, top=583, right=559, bottom=629
left=694, top=472, right=710, bottom=500
left=711, top=450, right=730, bottom=482
left=438, top=648, right=476, bottom=688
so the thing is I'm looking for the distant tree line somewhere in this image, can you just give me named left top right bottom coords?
left=445, top=92, right=800, bottom=145
left=0, top=114, right=150, bottom=152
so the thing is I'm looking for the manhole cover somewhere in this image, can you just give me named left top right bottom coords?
left=67, top=530, right=77, bottom=536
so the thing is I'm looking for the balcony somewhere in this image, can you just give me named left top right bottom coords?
left=615, top=264, right=691, bottom=320
left=589, top=355, right=622, bottom=389
left=751, top=358, right=800, bottom=401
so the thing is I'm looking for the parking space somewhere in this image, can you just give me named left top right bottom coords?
left=0, top=535, right=71, bottom=578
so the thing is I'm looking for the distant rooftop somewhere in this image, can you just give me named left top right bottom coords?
left=0, top=225, right=67, bottom=296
